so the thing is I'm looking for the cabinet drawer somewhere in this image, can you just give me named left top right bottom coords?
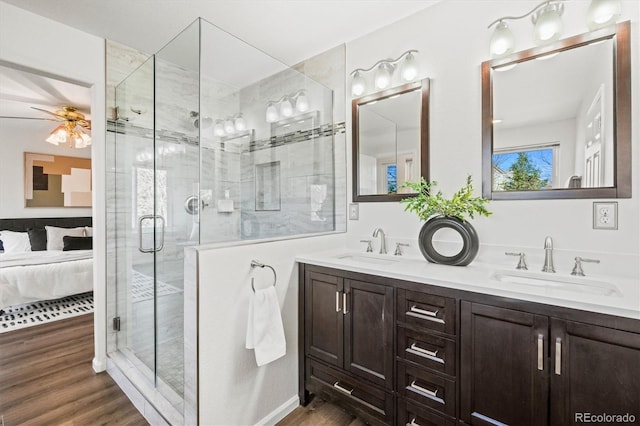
left=397, top=327, right=456, bottom=377
left=398, top=290, right=456, bottom=335
left=398, top=361, right=456, bottom=417
left=397, top=397, right=456, bottom=426
left=306, top=358, right=394, bottom=424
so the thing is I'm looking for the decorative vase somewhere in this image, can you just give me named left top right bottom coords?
left=418, top=215, right=479, bottom=266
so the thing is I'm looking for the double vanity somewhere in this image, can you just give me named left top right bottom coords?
left=296, top=248, right=640, bottom=426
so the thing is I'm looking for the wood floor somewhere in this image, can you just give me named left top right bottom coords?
left=0, top=314, right=148, bottom=426
left=277, top=396, right=367, bottom=426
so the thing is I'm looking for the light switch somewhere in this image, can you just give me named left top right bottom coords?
left=349, top=203, right=359, bottom=220
left=593, top=202, right=617, bottom=230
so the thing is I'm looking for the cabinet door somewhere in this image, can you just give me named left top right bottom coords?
left=460, top=301, right=548, bottom=426
left=344, top=279, right=394, bottom=389
left=550, top=319, right=640, bottom=425
left=305, top=271, right=343, bottom=367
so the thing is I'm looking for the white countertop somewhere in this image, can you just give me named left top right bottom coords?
left=297, top=250, right=640, bottom=321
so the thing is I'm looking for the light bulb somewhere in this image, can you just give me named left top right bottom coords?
left=374, top=63, right=393, bottom=90
left=533, top=4, right=563, bottom=45
left=280, top=97, right=293, bottom=117
left=224, top=118, right=235, bottom=134
left=400, top=52, right=419, bottom=81
left=351, top=71, right=366, bottom=97
left=490, top=21, right=515, bottom=57
left=234, top=115, right=246, bottom=132
left=295, top=92, right=309, bottom=112
left=587, top=0, right=621, bottom=30
left=265, top=103, right=279, bottom=123
left=214, top=120, right=225, bottom=136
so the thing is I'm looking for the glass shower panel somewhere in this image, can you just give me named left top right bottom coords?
left=113, top=57, right=157, bottom=376
left=153, top=19, right=200, bottom=408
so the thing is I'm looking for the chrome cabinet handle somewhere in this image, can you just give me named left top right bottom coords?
left=335, top=291, right=341, bottom=313
left=410, top=305, right=438, bottom=317
left=409, top=380, right=438, bottom=397
left=555, top=337, right=562, bottom=375
left=409, top=343, right=439, bottom=359
left=537, top=334, right=544, bottom=371
left=333, top=381, right=353, bottom=395
left=343, top=292, right=348, bottom=315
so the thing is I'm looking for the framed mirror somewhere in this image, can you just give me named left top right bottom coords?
left=482, top=21, right=630, bottom=200
left=352, top=79, right=429, bottom=202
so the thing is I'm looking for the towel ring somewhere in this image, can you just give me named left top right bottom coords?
left=250, top=259, right=277, bottom=293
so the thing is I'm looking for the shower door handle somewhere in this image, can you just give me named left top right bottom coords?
left=138, top=215, right=165, bottom=253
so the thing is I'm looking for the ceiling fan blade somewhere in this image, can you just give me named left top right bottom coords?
left=30, top=106, right=65, bottom=120
left=0, top=115, right=59, bottom=122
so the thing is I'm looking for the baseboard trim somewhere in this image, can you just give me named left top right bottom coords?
left=255, top=395, right=299, bottom=426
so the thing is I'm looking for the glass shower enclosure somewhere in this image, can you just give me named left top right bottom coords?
left=106, top=18, right=335, bottom=423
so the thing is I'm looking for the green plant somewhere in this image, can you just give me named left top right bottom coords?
left=400, top=176, right=491, bottom=222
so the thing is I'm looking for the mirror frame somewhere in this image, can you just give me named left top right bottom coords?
left=482, top=21, right=631, bottom=200
left=352, top=78, right=430, bottom=202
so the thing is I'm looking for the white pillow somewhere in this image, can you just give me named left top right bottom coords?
left=85, top=226, right=93, bottom=237
left=0, top=230, right=32, bottom=253
left=45, top=226, right=86, bottom=251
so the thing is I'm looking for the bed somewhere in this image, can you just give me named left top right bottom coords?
left=0, top=217, right=93, bottom=311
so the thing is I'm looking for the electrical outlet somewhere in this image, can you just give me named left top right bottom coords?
left=593, top=202, right=618, bottom=230
left=349, top=203, right=359, bottom=220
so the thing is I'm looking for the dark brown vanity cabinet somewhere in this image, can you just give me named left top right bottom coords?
left=461, top=301, right=640, bottom=426
left=302, top=269, right=394, bottom=424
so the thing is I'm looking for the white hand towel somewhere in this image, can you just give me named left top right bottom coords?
left=246, top=286, right=286, bottom=366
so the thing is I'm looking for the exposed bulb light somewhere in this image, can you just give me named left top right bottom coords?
left=400, top=52, right=419, bottom=81
left=351, top=71, right=366, bottom=97
left=214, top=120, right=226, bottom=136
left=266, top=102, right=279, bottom=123
left=280, top=97, right=294, bottom=117
left=374, top=63, right=393, bottom=90
left=490, top=21, right=515, bottom=57
left=533, top=3, right=564, bottom=45
left=295, top=91, right=309, bottom=112
left=587, top=0, right=621, bottom=30
left=234, top=114, right=246, bottom=132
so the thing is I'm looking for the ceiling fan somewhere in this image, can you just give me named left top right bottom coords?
left=0, top=106, right=92, bottom=148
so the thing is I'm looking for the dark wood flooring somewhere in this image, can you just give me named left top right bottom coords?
left=0, top=314, right=148, bottom=426
left=277, top=396, right=367, bottom=426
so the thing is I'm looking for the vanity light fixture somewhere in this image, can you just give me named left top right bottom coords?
left=587, top=0, right=622, bottom=30
left=488, top=1, right=565, bottom=57
left=214, top=113, right=248, bottom=137
left=265, top=90, right=311, bottom=123
left=350, top=49, right=419, bottom=97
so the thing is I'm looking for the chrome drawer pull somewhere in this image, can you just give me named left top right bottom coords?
left=343, top=292, right=348, bottom=315
left=409, top=418, right=420, bottom=426
left=333, top=381, right=353, bottom=395
left=409, top=380, right=438, bottom=397
left=409, top=343, right=439, bottom=358
left=410, top=305, right=438, bottom=317
left=537, top=334, right=544, bottom=371
left=555, top=337, right=562, bottom=375
left=335, top=291, right=341, bottom=313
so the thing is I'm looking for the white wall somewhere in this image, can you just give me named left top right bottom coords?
left=0, top=1, right=107, bottom=371
left=346, top=0, right=640, bottom=259
left=195, top=233, right=345, bottom=425
left=0, top=119, right=92, bottom=218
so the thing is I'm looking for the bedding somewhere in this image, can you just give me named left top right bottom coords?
left=45, top=226, right=86, bottom=251
left=63, top=236, right=92, bottom=251
left=27, top=228, right=47, bottom=251
left=0, top=230, right=31, bottom=253
left=0, top=250, right=93, bottom=310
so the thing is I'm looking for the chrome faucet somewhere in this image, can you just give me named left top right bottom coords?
left=372, top=228, right=387, bottom=254
left=542, top=236, right=555, bottom=273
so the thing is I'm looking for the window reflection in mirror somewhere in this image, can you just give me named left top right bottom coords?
left=482, top=21, right=631, bottom=200
left=353, top=79, right=429, bottom=202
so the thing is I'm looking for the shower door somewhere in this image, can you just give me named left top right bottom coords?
left=113, top=50, right=193, bottom=413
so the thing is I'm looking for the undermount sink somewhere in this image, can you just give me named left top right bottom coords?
left=334, top=253, right=399, bottom=265
left=491, top=269, right=622, bottom=297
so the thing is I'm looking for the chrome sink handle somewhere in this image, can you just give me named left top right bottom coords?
left=505, top=252, right=528, bottom=270
left=360, top=239, right=373, bottom=252
left=395, top=242, right=409, bottom=256
left=571, top=257, right=600, bottom=276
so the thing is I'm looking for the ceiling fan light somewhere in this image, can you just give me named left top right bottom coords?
left=45, top=125, right=68, bottom=145
left=490, top=21, right=515, bottom=57
left=587, top=0, right=621, bottom=29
